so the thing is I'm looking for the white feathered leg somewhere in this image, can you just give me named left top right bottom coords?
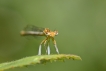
left=47, top=44, right=50, bottom=55
left=38, top=45, right=42, bottom=55
left=54, top=44, right=59, bottom=54
left=52, top=38, right=59, bottom=54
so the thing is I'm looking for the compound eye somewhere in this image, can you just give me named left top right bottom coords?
left=54, top=31, right=58, bottom=36
left=55, top=32, right=58, bottom=36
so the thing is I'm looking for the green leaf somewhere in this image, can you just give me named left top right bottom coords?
left=0, top=54, right=82, bottom=71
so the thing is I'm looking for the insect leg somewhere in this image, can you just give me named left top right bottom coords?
left=47, top=44, right=50, bottom=55
left=52, top=38, right=59, bottom=54
left=38, top=45, right=42, bottom=55
left=38, top=37, right=48, bottom=55
left=47, top=39, right=50, bottom=55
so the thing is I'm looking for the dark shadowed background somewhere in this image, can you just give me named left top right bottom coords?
left=0, top=0, right=106, bottom=71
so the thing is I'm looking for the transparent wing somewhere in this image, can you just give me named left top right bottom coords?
left=22, top=25, right=45, bottom=39
left=23, top=25, right=45, bottom=32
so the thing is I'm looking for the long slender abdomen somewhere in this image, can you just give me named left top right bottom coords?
left=20, top=31, right=44, bottom=36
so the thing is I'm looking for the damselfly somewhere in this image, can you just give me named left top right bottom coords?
left=20, top=25, right=59, bottom=55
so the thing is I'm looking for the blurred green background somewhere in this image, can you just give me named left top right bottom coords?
left=0, top=0, right=106, bottom=71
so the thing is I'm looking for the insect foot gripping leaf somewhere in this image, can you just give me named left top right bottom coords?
left=0, top=54, right=82, bottom=71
